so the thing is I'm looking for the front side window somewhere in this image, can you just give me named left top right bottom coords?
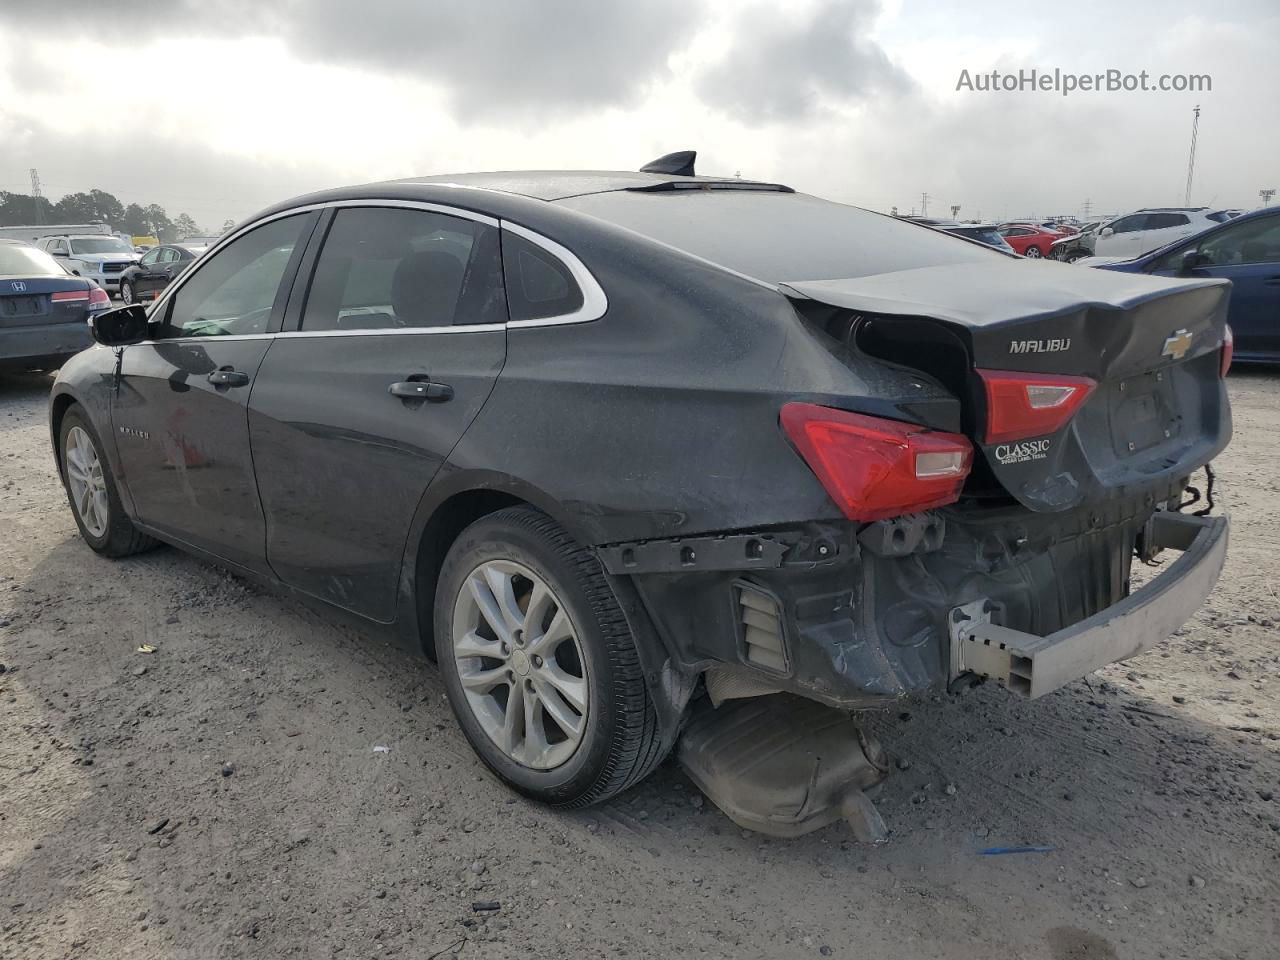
left=1109, top=215, right=1148, bottom=234
left=139, top=248, right=161, bottom=267
left=301, top=207, right=504, bottom=331
left=160, top=215, right=307, bottom=338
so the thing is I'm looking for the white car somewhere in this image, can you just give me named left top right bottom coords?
left=38, top=234, right=139, bottom=297
left=1093, top=208, right=1233, bottom=259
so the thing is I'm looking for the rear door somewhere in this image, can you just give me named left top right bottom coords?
left=248, top=203, right=508, bottom=621
left=1137, top=213, right=1193, bottom=256
left=111, top=213, right=317, bottom=574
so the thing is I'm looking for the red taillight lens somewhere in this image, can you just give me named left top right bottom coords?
left=1221, top=325, right=1233, bottom=378
left=51, top=290, right=90, bottom=302
left=780, top=403, right=973, bottom=522
left=977, top=369, right=1096, bottom=445
left=87, top=287, right=111, bottom=311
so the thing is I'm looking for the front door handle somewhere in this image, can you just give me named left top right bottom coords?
left=389, top=380, right=453, bottom=401
left=208, top=368, right=250, bottom=387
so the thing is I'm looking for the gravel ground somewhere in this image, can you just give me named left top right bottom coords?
left=2, top=368, right=1277, bottom=960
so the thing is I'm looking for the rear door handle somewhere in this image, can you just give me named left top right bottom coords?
left=208, top=368, right=250, bottom=387
left=389, top=380, right=453, bottom=401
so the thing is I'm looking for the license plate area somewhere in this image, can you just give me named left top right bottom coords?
left=1109, top=369, right=1179, bottom=456
left=1, top=295, right=44, bottom=318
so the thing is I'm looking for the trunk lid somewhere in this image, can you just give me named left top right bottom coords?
left=782, top=260, right=1232, bottom=513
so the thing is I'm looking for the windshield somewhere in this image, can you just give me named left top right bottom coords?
left=69, top=237, right=134, bottom=255
left=557, top=190, right=1001, bottom=283
left=0, top=244, right=67, bottom=277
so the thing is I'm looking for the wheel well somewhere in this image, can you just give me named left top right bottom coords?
left=414, top=489, right=526, bottom=655
left=49, top=394, right=79, bottom=468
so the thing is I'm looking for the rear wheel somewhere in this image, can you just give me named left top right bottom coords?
left=434, top=506, right=664, bottom=807
left=1024, top=245, right=1043, bottom=258
left=119, top=279, right=135, bottom=305
left=59, top=406, right=157, bottom=557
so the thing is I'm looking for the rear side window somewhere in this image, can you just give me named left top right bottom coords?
left=301, top=207, right=505, bottom=332
left=501, top=231, right=584, bottom=322
left=1147, top=213, right=1190, bottom=229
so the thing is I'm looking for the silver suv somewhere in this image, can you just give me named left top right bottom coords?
left=39, top=235, right=139, bottom=296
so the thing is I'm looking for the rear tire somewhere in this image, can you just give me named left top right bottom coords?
left=119, top=279, right=135, bottom=305
left=59, top=406, right=157, bottom=558
left=434, top=506, right=664, bottom=808
left=1024, top=245, right=1043, bottom=258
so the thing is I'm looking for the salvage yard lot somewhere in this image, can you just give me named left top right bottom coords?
left=1, top=370, right=1277, bottom=960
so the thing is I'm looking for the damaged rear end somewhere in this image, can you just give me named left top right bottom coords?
left=770, top=260, right=1232, bottom=700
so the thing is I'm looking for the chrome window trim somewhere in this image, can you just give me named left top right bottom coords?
left=140, top=198, right=608, bottom=341
left=499, top=220, right=608, bottom=327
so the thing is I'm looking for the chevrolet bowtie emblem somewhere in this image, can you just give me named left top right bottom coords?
left=1161, top=329, right=1194, bottom=361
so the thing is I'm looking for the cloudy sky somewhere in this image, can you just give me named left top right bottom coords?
left=1, top=0, right=1275, bottom=230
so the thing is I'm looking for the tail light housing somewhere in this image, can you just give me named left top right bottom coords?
left=51, top=290, right=89, bottom=303
left=1221, top=325, right=1233, bottom=378
left=88, top=287, right=111, bottom=312
left=780, top=403, right=973, bottom=522
left=977, top=369, right=1096, bottom=445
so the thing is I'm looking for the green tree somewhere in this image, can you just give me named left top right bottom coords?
left=173, top=212, right=201, bottom=238
left=0, top=191, right=57, bottom=226
left=121, top=203, right=152, bottom=237
left=144, top=203, right=175, bottom=241
left=52, top=189, right=125, bottom=225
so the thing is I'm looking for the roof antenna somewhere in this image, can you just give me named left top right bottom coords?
left=640, top=151, right=696, bottom=177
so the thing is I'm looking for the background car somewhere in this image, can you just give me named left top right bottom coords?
left=996, top=223, right=1061, bottom=257
left=1, top=239, right=110, bottom=371
left=118, top=244, right=200, bottom=304
left=906, top=218, right=1015, bottom=252
left=39, top=234, right=140, bottom=298
left=1087, top=206, right=1280, bottom=362
left=1092, top=208, right=1228, bottom=259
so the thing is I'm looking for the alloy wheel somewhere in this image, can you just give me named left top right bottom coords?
left=120, top=281, right=134, bottom=304
left=451, top=559, right=589, bottom=770
left=65, top=426, right=109, bottom=538
left=1025, top=246, right=1043, bottom=258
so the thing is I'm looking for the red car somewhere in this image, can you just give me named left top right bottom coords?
left=996, top=223, right=1062, bottom=258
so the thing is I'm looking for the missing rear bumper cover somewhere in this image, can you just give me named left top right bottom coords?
left=949, top=511, right=1228, bottom=698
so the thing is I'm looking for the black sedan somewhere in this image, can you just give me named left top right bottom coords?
left=118, top=244, right=200, bottom=305
left=1, top=239, right=110, bottom=371
left=51, top=159, right=1231, bottom=809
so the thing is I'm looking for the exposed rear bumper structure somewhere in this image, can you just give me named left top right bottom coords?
left=949, top=511, right=1228, bottom=698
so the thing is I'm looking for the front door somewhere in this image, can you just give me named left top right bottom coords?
left=111, top=213, right=316, bottom=573
left=248, top=204, right=508, bottom=621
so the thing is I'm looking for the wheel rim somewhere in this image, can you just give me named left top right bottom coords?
left=65, top=426, right=109, bottom=538
left=452, top=559, right=589, bottom=770
left=120, top=281, right=133, bottom=304
left=1026, top=247, right=1042, bottom=258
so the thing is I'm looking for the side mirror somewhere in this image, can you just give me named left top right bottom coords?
left=1180, top=250, right=1210, bottom=274
left=1099, top=227, right=1114, bottom=237
left=91, top=305, right=151, bottom=346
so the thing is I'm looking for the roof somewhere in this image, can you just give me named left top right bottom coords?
left=395, top=170, right=790, bottom=202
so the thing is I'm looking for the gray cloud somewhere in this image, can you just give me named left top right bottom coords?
left=0, top=0, right=706, bottom=122
left=696, top=0, right=913, bottom=123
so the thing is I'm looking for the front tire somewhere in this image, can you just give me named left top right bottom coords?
left=119, top=279, right=135, bottom=305
left=59, top=406, right=157, bottom=557
left=434, top=507, right=663, bottom=808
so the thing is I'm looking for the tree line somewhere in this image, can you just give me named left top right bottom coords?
left=0, top=188, right=228, bottom=241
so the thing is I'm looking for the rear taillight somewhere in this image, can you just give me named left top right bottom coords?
left=977, top=369, right=1096, bottom=445
left=51, top=290, right=89, bottom=303
left=1221, top=325, right=1233, bottom=378
left=88, top=287, right=111, bottom=312
left=780, top=402, right=973, bottom=522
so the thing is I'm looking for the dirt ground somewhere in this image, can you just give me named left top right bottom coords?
left=1, top=368, right=1277, bottom=960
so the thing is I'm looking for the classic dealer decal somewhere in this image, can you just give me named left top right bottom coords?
left=994, top=439, right=1051, bottom=464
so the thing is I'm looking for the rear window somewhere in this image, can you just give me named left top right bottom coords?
left=556, top=190, right=997, bottom=283
left=0, top=244, right=66, bottom=277
left=951, top=226, right=1005, bottom=245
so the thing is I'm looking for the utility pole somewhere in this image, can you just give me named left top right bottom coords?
left=1261, top=189, right=1277, bottom=207
left=1184, top=105, right=1200, bottom=206
left=920, top=192, right=930, bottom=217
left=950, top=204, right=961, bottom=219
left=30, top=168, right=44, bottom=226
left=1082, top=198, right=1093, bottom=220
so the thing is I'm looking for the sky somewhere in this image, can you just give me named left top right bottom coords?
left=0, top=0, right=1276, bottom=230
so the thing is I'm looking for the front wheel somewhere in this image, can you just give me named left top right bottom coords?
left=119, top=279, right=135, bottom=305
left=59, top=406, right=157, bottom=557
left=434, top=506, right=664, bottom=808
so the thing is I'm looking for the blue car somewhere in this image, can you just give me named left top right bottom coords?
left=1086, top=207, right=1280, bottom=363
